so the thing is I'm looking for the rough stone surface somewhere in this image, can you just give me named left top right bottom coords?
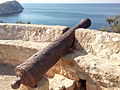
left=74, top=29, right=120, bottom=61
left=20, top=74, right=75, bottom=90
left=0, top=24, right=67, bottom=90
left=0, top=64, right=18, bottom=90
left=0, top=23, right=67, bottom=42
left=0, top=24, right=120, bottom=90
left=0, top=1, right=24, bottom=15
left=49, top=74, right=75, bottom=90
left=0, top=40, right=49, bottom=65
left=0, top=23, right=67, bottom=65
left=47, top=29, right=120, bottom=90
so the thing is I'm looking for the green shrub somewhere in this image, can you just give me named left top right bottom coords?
left=16, top=21, right=31, bottom=24
left=100, top=15, right=120, bottom=33
left=27, top=21, right=31, bottom=24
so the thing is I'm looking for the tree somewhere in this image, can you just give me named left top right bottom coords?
left=104, top=15, right=120, bottom=33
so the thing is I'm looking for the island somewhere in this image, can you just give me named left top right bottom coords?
left=0, top=0, right=24, bottom=15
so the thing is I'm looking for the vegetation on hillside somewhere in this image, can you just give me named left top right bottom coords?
left=100, top=15, right=120, bottom=33
left=16, top=21, right=31, bottom=24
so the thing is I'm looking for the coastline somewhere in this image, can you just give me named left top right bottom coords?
left=0, top=3, right=120, bottom=29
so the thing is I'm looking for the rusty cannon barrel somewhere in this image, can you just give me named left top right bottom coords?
left=11, top=18, right=91, bottom=89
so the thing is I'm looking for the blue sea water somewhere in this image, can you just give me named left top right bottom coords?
left=0, top=3, right=120, bottom=29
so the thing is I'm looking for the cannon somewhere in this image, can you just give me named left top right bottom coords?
left=11, top=18, right=91, bottom=89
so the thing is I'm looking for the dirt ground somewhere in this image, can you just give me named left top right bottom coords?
left=0, top=63, right=19, bottom=90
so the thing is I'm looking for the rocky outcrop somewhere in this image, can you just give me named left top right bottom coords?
left=0, top=1, right=24, bottom=15
left=0, top=23, right=120, bottom=90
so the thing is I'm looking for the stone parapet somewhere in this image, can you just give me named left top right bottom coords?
left=0, top=24, right=120, bottom=90
left=0, top=23, right=67, bottom=42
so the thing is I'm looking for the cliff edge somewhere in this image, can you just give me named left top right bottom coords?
left=0, top=1, right=24, bottom=15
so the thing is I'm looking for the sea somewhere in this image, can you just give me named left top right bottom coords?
left=0, top=3, right=120, bottom=29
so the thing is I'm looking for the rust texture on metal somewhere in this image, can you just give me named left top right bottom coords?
left=11, top=18, right=91, bottom=89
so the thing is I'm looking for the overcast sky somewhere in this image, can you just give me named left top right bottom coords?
left=0, top=0, right=120, bottom=3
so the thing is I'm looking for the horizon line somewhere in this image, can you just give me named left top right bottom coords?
left=1, top=0, right=120, bottom=4
left=1, top=1, right=120, bottom=4
left=20, top=2, right=120, bottom=4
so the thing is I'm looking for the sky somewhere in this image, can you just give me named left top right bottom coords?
left=0, top=0, right=120, bottom=3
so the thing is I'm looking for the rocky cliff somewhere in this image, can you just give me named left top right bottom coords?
left=0, top=1, right=24, bottom=15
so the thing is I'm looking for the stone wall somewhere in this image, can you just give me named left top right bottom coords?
left=75, top=29, right=120, bottom=61
left=0, top=23, right=120, bottom=90
left=0, top=23, right=67, bottom=65
left=0, top=23, right=67, bottom=42
left=47, top=29, right=120, bottom=90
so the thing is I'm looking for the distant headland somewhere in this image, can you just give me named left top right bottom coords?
left=0, top=1, right=24, bottom=15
